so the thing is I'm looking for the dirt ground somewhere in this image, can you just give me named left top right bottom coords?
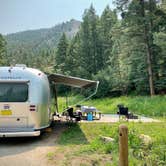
left=0, top=115, right=160, bottom=166
left=80, top=114, right=160, bottom=123
left=0, top=124, right=66, bottom=166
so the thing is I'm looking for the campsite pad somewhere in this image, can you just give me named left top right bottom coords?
left=80, top=114, right=160, bottom=123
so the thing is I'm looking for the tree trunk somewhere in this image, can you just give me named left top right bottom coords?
left=140, top=0, right=155, bottom=96
left=145, top=41, right=155, bottom=96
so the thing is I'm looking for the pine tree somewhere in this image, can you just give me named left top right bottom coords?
left=153, top=0, right=166, bottom=93
left=114, top=0, right=166, bottom=95
left=0, top=34, right=6, bottom=65
left=54, top=33, right=69, bottom=73
left=99, top=5, right=117, bottom=68
left=66, top=33, right=83, bottom=76
left=111, top=22, right=131, bottom=94
left=79, top=4, right=100, bottom=78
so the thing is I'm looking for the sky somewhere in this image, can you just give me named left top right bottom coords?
left=0, top=0, right=114, bottom=35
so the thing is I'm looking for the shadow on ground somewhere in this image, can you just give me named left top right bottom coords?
left=57, top=122, right=89, bottom=145
left=0, top=122, right=88, bottom=158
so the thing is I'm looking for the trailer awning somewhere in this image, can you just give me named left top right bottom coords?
left=48, top=74, right=98, bottom=88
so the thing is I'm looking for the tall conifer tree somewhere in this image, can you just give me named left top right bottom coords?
left=79, top=4, right=100, bottom=78
left=0, top=34, right=6, bottom=65
left=55, top=33, right=69, bottom=73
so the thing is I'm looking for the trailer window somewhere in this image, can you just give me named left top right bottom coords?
left=0, top=83, right=28, bottom=102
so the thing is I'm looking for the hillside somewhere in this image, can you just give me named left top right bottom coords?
left=5, top=19, right=81, bottom=54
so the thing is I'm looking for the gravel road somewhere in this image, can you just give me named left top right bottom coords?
left=0, top=115, right=159, bottom=166
left=0, top=124, right=66, bottom=166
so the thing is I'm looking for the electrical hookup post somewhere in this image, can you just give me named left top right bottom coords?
left=119, top=124, right=128, bottom=166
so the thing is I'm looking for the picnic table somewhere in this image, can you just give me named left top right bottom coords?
left=80, top=106, right=101, bottom=120
left=62, top=105, right=102, bottom=122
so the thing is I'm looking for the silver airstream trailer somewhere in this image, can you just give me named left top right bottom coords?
left=0, top=65, right=98, bottom=137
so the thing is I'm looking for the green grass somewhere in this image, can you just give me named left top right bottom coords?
left=58, top=95, right=166, bottom=117
left=51, top=122, right=166, bottom=166
left=84, top=95, right=166, bottom=117
left=50, top=95, right=166, bottom=165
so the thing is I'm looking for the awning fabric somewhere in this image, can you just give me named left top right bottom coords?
left=48, top=74, right=98, bottom=88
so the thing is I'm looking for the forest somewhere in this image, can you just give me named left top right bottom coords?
left=0, top=0, right=166, bottom=97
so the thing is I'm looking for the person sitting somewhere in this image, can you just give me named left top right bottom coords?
left=75, top=104, right=82, bottom=117
left=66, top=107, right=81, bottom=121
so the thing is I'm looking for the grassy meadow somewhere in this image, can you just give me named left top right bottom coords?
left=48, top=95, right=166, bottom=165
left=57, top=95, right=166, bottom=117
left=48, top=122, right=166, bottom=166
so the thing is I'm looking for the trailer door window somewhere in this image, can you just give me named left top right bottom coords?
left=0, top=83, right=28, bottom=102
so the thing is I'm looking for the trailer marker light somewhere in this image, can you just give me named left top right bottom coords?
left=30, top=105, right=36, bottom=111
left=30, top=105, right=36, bottom=107
left=30, top=109, right=36, bottom=111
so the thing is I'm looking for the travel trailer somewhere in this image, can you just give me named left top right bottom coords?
left=0, top=65, right=98, bottom=137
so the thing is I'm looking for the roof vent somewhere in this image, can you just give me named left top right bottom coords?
left=15, top=64, right=27, bottom=68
